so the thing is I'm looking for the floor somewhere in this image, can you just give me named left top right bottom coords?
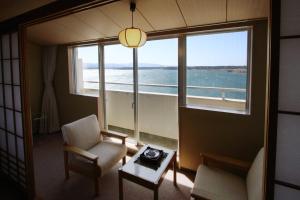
left=33, top=133, right=194, bottom=200
left=0, top=173, right=25, bottom=200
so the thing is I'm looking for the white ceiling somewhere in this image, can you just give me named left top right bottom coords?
left=27, top=0, right=269, bottom=45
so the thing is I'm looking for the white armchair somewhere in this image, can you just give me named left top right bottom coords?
left=61, top=115, right=127, bottom=196
left=191, top=147, right=264, bottom=200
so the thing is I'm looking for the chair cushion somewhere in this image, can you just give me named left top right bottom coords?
left=192, top=165, right=247, bottom=200
left=89, top=141, right=127, bottom=176
left=246, top=147, right=264, bottom=200
left=61, top=115, right=102, bottom=150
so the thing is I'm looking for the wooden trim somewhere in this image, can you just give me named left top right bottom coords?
left=9, top=32, right=20, bottom=184
left=65, top=18, right=267, bottom=47
left=64, top=145, right=98, bottom=161
left=19, top=27, right=36, bottom=200
left=0, top=32, right=9, bottom=179
left=101, top=130, right=128, bottom=144
left=280, top=35, right=300, bottom=40
left=275, top=180, right=300, bottom=191
left=278, top=110, right=300, bottom=116
left=178, top=34, right=186, bottom=107
left=200, top=153, right=251, bottom=172
left=265, top=0, right=281, bottom=199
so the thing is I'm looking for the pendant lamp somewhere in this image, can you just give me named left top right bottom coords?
left=118, top=1, right=147, bottom=48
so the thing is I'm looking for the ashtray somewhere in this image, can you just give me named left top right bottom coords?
left=143, top=148, right=161, bottom=160
left=140, top=147, right=163, bottom=162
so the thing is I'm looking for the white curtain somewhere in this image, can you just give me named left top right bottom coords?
left=39, top=46, right=60, bottom=134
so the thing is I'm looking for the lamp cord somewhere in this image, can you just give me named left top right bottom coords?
left=130, top=1, right=136, bottom=28
left=132, top=9, right=133, bottom=27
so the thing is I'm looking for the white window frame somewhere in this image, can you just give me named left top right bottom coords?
left=183, top=27, right=253, bottom=115
left=68, top=44, right=99, bottom=97
left=68, top=27, right=253, bottom=116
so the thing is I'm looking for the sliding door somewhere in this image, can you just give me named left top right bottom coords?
left=268, top=0, right=300, bottom=199
left=138, top=38, right=178, bottom=149
left=104, top=44, right=136, bottom=139
left=0, top=31, right=30, bottom=194
left=103, top=39, right=179, bottom=148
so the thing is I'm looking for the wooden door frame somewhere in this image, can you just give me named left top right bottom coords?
left=265, top=0, right=280, bottom=199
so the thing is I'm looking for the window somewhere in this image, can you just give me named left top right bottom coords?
left=69, top=28, right=252, bottom=114
left=186, top=30, right=251, bottom=113
left=71, top=45, right=99, bottom=96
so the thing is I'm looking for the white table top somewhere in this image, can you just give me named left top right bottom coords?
left=119, top=144, right=175, bottom=184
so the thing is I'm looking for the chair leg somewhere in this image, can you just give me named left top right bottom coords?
left=94, top=177, right=99, bottom=196
left=122, top=157, right=126, bottom=165
left=93, top=160, right=99, bottom=196
left=64, top=151, right=69, bottom=180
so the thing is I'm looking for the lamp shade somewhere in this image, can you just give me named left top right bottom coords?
left=119, top=27, right=147, bottom=48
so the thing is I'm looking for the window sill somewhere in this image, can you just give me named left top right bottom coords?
left=70, top=92, right=99, bottom=98
left=181, top=104, right=250, bottom=116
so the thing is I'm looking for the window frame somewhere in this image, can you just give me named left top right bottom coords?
left=68, top=44, right=100, bottom=97
left=183, top=27, right=253, bottom=115
left=68, top=26, right=253, bottom=115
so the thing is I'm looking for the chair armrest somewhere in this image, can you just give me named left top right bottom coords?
left=64, top=145, right=98, bottom=161
left=200, top=153, right=251, bottom=172
left=101, top=130, right=128, bottom=141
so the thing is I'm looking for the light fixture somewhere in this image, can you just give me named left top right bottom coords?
left=118, top=1, right=147, bottom=48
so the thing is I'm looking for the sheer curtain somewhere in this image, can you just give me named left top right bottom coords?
left=39, top=46, right=60, bottom=133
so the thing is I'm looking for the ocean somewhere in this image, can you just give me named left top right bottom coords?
left=83, top=68, right=247, bottom=100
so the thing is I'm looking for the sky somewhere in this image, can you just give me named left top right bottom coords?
left=78, top=30, right=248, bottom=66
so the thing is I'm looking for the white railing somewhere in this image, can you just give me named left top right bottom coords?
left=102, top=90, right=245, bottom=140
left=83, top=81, right=247, bottom=140
left=84, top=81, right=246, bottom=100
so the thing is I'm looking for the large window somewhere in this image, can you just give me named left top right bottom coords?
left=69, top=28, right=252, bottom=114
left=68, top=28, right=252, bottom=149
left=186, top=30, right=251, bottom=113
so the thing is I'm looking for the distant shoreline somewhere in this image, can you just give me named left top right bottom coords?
left=86, top=66, right=247, bottom=71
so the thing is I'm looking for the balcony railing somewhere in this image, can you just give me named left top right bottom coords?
left=83, top=81, right=246, bottom=100
left=80, top=81, right=247, bottom=143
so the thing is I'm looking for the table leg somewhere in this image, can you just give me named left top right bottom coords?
left=173, top=152, right=177, bottom=186
left=154, top=188, right=158, bottom=200
left=119, top=171, right=123, bottom=200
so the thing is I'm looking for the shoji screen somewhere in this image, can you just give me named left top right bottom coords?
left=273, top=0, right=300, bottom=199
left=0, top=32, right=26, bottom=189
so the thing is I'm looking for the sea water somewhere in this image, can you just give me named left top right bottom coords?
left=83, top=68, right=247, bottom=100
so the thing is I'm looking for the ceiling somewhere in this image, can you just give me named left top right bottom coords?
left=0, top=0, right=55, bottom=22
left=27, top=0, right=269, bottom=45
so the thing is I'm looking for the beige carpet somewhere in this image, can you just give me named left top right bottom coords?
left=33, top=133, right=195, bottom=200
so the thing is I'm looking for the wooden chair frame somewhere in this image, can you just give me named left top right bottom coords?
left=63, top=130, right=128, bottom=196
